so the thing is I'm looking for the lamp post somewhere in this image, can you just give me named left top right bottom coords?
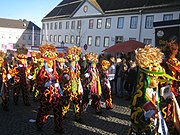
left=61, top=41, right=64, bottom=47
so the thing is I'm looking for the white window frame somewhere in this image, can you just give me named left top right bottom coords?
left=163, top=14, right=173, bottom=21
left=104, top=37, right=109, bottom=47
left=95, top=36, right=100, bottom=47
left=105, top=18, right=111, bottom=29
left=59, top=22, right=62, bottom=29
left=65, top=35, right=69, bottom=43
left=58, top=35, right=62, bottom=43
left=130, top=16, right=138, bottom=29
left=70, top=35, right=75, bottom=44
left=97, top=19, right=102, bottom=29
left=71, top=21, right=75, bottom=29
left=145, top=15, right=154, bottom=29
left=117, top=17, right=124, bottom=29
left=89, top=19, right=94, bottom=29
left=87, top=36, right=93, bottom=46
left=143, top=38, right=152, bottom=45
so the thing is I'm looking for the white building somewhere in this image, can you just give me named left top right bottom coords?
left=41, top=0, right=180, bottom=54
left=0, top=18, right=41, bottom=51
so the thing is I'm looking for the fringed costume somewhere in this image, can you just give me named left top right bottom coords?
left=129, top=45, right=177, bottom=135
left=61, top=46, right=83, bottom=122
left=12, top=47, right=30, bottom=106
left=99, top=60, right=113, bottom=109
left=0, top=51, right=9, bottom=111
left=35, top=44, right=64, bottom=133
left=82, top=52, right=102, bottom=114
left=162, top=40, right=180, bottom=134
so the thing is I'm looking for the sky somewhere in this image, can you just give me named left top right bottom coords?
left=0, top=0, right=62, bottom=28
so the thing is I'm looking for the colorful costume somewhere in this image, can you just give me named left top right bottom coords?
left=162, top=40, right=180, bottom=134
left=0, top=51, right=10, bottom=111
left=99, top=60, right=113, bottom=109
left=61, top=46, right=83, bottom=122
left=129, top=45, right=175, bottom=135
left=35, top=44, right=64, bottom=133
left=81, top=52, right=102, bottom=114
left=12, top=47, right=30, bottom=106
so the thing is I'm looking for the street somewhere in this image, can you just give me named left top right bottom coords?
left=0, top=91, right=131, bottom=135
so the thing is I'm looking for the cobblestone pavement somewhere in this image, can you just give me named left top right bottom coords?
left=0, top=91, right=131, bottom=135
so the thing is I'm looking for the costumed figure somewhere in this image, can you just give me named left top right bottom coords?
left=129, top=45, right=176, bottom=135
left=35, top=44, right=64, bottom=133
left=99, top=60, right=113, bottom=109
left=29, top=51, right=43, bottom=101
left=81, top=52, right=102, bottom=114
left=61, top=46, right=83, bottom=122
left=161, top=40, right=180, bottom=134
left=0, top=51, right=10, bottom=111
left=56, top=52, right=67, bottom=90
left=12, top=47, right=30, bottom=106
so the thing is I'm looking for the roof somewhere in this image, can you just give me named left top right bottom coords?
left=43, top=0, right=180, bottom=20
left=102, top=40, right=145, bottom=54
left=0, top=18, right=41, bottom=30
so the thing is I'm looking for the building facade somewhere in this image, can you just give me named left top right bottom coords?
left=41, top=0, right=180, bottom=54
left=0, top=18, right=41, bottom=51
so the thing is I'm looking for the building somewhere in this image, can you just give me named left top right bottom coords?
left=0, top=18, right=41, bottom=51
left=41, top=0, right=180, bottom=54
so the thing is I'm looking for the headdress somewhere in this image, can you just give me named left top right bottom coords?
left=15, top=47, right=28, bottom=59
left=0, top=50, right=5, bottom=64
left=57, top=52, right=65, bottom=63
left=39, top=44, right=57, bottom=60
left=85, top=52, right=98, bottom=63
left=135, top=45, right=178, bottom=82
left=30, top=51, right=38, bottom=58
left=66, top=46, right=81, bottom=62
left=101, top=60, right=110, bottom=70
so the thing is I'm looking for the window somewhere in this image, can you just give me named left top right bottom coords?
left=54, top=35, right=57, bottom=42
left=117, top=17, right=124, bottom=29
left=76, top=36, right=80, bottom=45
left=58, top=35, right=62, bottom=43
left=42, top=35, right=44, bottom=41
left=70, top=35, right=75, bottom=44
left=143, top=38, right=152, bottom=45
left=115, top=36, right=123, bottom=44
left=130, top=16, right=138, bottom=29
left=59, top=22, right=62, bottom=29
left=89, top=19, right=94, bottom=29
left=47, top=23, right=49, bottom=30
left=97, top=19, right=102, bottom=29
left=66, top=21, right=70, bottom=29
left=65, top=35, right=69, bottom=43
left=87, top=36, right=92, bottom=46
left=29, top=35, right=31, bottom=40
left=105, top=18, right=111, bottom=29
left=145, top=15, right=154, bottom=29
left=95, top=36, right=100, bottom=46
left=42, top=23, right=45, bottom=29
left=163, top=14, right=173, bottom=21
left=50, top=23, right=53, bottom=30
left=129, top=37, right=136, bottom=41
left=54, top=22, right=58, bottom=30
left=46, top=35, right=49, bottom=42
left=49, top=35, right=53, bottom=42
left=77, top=20, right=81, bottom=29
left=104, top=37, right=109, bottom=47
left=71, top=21, right=75, bottom=29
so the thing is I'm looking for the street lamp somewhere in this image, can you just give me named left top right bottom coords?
left=61, top=41, right=64, bottom=47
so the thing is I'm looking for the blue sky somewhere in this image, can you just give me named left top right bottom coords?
left=0, top=0, right=62, bottom=28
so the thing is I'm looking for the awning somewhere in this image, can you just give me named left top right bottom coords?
left=102, top=40, right=145, bottom=54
